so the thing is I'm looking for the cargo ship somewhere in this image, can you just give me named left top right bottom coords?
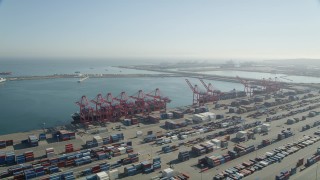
left=0, top=77, right=6, bottom=83
left=71, top=112, right=81, bottom=123
left=0, top=72, right=12, bottom=75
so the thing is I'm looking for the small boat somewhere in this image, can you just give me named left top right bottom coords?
left=77, top=76, right=89, bottom=83
left=75, top=71, right=80, bottom=73
left=0, top=77, right=6, bottom=83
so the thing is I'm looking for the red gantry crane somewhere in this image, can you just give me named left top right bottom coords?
left=90, top=93, right=105, bottom=122
left=74, top=88, right=171, bottom=124
left=75, top=95, right=94, bottom=123
left=185, top=79, right=206, bottom=105
left=112, top=92, right=134, bottom=118
left=261, top=77, right=282, bottom=93
left=130, top=90, right=150, bottom=115
left=236, top=76, right=256, bottom=97
left=199, top=79, right=221, bottom=102
left=104, top=92, right=121, bottom=121
left=146, top=88, right=171, bottom=112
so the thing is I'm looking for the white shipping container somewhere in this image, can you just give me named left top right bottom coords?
left=201, top=112, right=215, bottom=121
left=162, top=168, right=174, bottom=178
left=98, top=128, right=108, bottom=134
left=136, top=131, right=143, bottom=137
left=221, top=123, right=229, bottom=128
left=254, top=127, right=261, bottom=133
left=192, top=114, right=205, bottom=122
left=211, top=139, right=221, bottom=147
left=107, top=146, right=114, bottom=150
left=164, top=138, right=171, bottom=144
left=213, top=145, right=220, bottom=150
left=108, top=169, right=119, bottom=180
left=236, top=131, right=247, bottom=138
left=205, top=141, right=215, bottom=147
left=97, top=171, right=109, bottom=180
left=46, top=152, right=55, bottom=158
left=171, top=136, right=178, bottom=141
left=261, top=123, right=271, bottom=132
left=46, top=148, right=54, bottom=152
left=118, top=147, right=126, bottom=154
left=181, top=135, right=188, bottom=139
left=93, top=135, right=103, bottom=143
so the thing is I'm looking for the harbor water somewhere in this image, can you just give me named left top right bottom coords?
left=1, top=59, right=320, bottom=135
left=0, top=76, right=243, bottom=135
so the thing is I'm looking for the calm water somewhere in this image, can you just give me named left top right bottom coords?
left=0, top=76, right=243, bottom=135
left=0, top=59, right=162, bottom=76
left=1, top=59, right=318, bottom=135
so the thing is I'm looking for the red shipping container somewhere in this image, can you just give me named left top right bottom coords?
left=126, top=149, right=133, bottom=153
left=40, top=177, right=50, bottom=180
left=41, top=162, right=50, bottom=167
left=6, top=140, right=14, bottom=146
left=57, top=161, right=65, bottom=168
left=92, top=166, right=100, bottom=170
left=92, top=169, right=101, bottom=173
left=14, top=174, right=24, bottom=180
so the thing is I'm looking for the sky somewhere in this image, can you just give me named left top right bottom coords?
left=0, top=0, right=320, bottom=60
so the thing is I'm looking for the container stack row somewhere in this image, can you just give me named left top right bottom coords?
left=122, top=118, right=139, bottom=126
left=65, top=144, right=74, bottom=153
left=146, top=115, right=160, bottom=124
left=275, top=168, right=297, bottom=180
left=39, top=133, right=47, bottom=141
left=46, top=148, right=55, bottom=158
left=162, top=145, right=178, bottom=153
left=194, top=106, right=209, bottom=114
left=153, top=156, right=161, bottom=170
left=54, top=130, right=76, bottom=141
left=122, top=153, right=139, bottom=165
left=0, top=150, right=35, bottom=165
left=28, top=135, right=39, bottom=147
left=165, top=120, right=187, bottom=129
left=0, top=140, right=13, bottom=149
left=2, top=164, right=60, bottom=180
left=178, top=151, right=190, bottom=162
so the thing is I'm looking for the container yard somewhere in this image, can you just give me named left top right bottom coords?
left=1, top=80, right=320, bottom=180
left=3, top=0, right=320, bottom=179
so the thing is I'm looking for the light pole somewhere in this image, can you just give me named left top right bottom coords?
left=292, top=129, right=295, bottom=143
left=42, top=122, right=46, bottom=133
left=57, top=135, right=59, bottom=142
left=255, top=148, right=258, bottom=159
left=200, top=164, right=204, bottom=180
left=316, top=163, right=319, bottom=180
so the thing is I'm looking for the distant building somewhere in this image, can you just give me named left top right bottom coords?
left=220, top=60, right=235, bottom=68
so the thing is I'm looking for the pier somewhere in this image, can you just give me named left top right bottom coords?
left=5, top=72, right=292, bottom=87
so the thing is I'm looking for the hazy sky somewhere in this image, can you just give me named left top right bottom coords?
left=0, top=0, right=319, bottom=60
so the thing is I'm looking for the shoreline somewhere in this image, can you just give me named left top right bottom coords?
left=117, top=65, right=320, bottom=78
left=2, top=72, right=292, bottom=86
